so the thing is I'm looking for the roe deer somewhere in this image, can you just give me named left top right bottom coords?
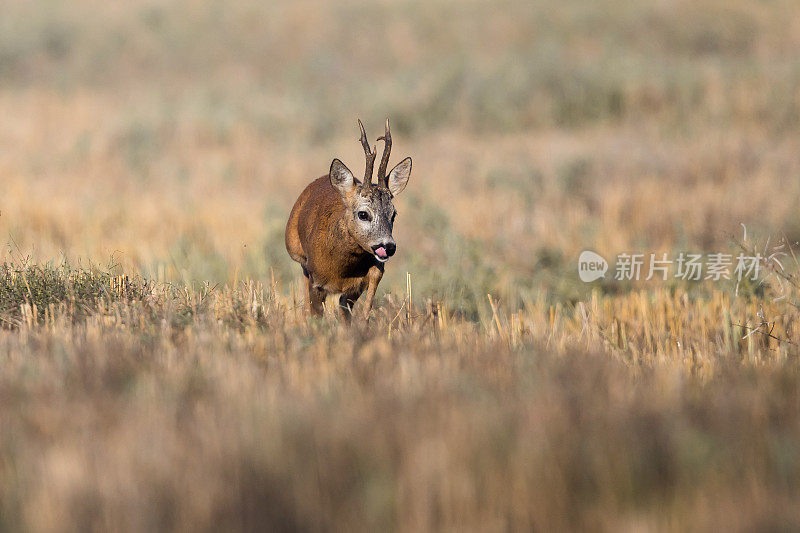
left=285, top=119, right=412, bottom=321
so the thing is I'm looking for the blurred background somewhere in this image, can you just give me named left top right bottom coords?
left=1, top=0, right=799, bottom=313
left=5, top=3, right=800, bottom=530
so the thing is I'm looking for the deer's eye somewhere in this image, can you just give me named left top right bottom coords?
left=357, top=211, right=371, bottom=222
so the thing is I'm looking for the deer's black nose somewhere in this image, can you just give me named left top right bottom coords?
left=372, top=242, right=396, bottom=257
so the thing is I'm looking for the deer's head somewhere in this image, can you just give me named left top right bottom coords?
left=329, top=119, right=411, bottom=263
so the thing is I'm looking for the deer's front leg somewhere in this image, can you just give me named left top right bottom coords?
left=338, top=292, right=361, bottom=325
left=360, top=266, right=384, bottom=320
left=307, top=276, right=327, bottom=317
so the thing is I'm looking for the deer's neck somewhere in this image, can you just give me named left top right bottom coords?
left=328, top=215, right=372, bottom=271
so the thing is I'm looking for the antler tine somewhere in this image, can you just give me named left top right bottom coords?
left=376, top=118, right=392, bottom=188
left=357, top=119, right=376, bottom=191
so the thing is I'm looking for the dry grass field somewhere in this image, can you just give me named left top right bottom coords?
left=2, top=0, right=800, bottom=530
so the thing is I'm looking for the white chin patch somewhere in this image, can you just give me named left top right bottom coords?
left=374, top=254, right=389, bottom=263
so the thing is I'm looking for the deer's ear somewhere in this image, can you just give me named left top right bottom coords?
left=330, top=159, right=356, bottom=197
left=387, top=157, right=411, bottom=196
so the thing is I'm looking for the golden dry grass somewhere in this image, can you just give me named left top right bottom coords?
left=2, top=0, right=800, bottom=530
left=1, top=273, right=799, bottom=531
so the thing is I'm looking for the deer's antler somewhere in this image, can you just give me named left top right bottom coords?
left=376, top=118, right=392, bottom=189
left=357, top=119, right=376, bottom=192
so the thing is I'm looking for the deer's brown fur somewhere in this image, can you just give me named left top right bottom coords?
left=285, top=119, right=411, bottom=321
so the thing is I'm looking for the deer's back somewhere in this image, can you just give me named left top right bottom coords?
left=286, top=175, right=341, bottom=258
left=285, top=175, right=371, bottom=292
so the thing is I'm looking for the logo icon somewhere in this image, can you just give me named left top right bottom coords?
left=578, top=250, right=608, bottom=282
